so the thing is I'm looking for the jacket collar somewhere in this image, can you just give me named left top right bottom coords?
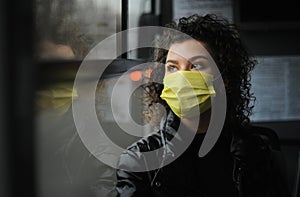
left=160, top=110, right=180, bottom=140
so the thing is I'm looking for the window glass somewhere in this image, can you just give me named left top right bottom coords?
left=35, top=0, right=120, bottom=59
left=251, top=55, right=300, bottom=122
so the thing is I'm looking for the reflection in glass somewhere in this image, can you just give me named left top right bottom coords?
left=35, top=0, right=120, bottom=59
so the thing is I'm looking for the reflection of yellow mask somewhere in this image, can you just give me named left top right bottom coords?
left=160, top=71, right=216, bottom=118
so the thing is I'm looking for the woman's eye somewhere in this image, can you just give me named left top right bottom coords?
left=191, top=63, right=204, bottom=70
left=167, top=65, right=178, bottom=72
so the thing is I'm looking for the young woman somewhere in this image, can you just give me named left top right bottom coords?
left=115, top=14, right=290, bottom=197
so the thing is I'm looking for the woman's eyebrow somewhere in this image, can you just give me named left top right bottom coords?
left=166, top=59, right=178, bottom=64
left=189, top=55, right=209, bottom=62
left=166, top=55, right=208, bottom=64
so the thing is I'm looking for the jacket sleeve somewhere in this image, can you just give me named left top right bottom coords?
left=115, top=148, right=153, bottom=197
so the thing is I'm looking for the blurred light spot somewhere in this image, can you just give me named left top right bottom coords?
left=146, top=68, right=152, bottom=78
left=130, top=70, right=142, bottom=81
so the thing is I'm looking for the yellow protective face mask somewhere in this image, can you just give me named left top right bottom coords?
left=160, top=71, right=216, bottom=118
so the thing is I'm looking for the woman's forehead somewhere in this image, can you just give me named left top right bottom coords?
left=168, top=40, right=210, bottom=60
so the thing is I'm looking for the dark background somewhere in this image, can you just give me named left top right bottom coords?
left=0, top=0, right=299, bottom=197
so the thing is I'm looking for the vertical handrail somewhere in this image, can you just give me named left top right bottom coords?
left=294, top=150, right=300, bottom=197
left=121, top=0, right=128, bottom=59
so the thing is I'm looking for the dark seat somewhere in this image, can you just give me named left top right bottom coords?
left=248, top=125, right=282, bottom=151
left=250, top=125, right=293, bottom=197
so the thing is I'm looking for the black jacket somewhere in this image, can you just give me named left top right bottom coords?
left=116, top=111, right=291, bottom=197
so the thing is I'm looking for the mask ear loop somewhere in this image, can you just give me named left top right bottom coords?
left=212, top=74, right=222, bottom=82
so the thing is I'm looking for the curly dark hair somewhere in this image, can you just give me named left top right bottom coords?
left=143, top=14, right=257, bottom=130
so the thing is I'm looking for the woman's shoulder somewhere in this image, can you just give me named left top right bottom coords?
left=126, top=130, right=164, bottom=152
left=230, top=125, right=281, bottom=166
left=117, top=130, right=165, bottom=173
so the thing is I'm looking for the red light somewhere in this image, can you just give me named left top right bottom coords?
left=130, top=70, right=142, bottom=81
